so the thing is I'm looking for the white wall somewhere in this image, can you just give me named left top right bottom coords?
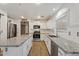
left=0, top=9, right=7, bottom=40
left=57, top=4, right=79, bottom=43
left=47, top=17, right=56, bottom=35
left=61, top=4, right=79, bottom=37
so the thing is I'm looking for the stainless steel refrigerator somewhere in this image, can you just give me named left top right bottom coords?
left=7, top=23, right=17, bottom=38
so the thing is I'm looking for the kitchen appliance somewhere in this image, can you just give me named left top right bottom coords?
left=33, top=25, right=40, bottom=39
left=33, top=31, right=40, bottom=38
left=7, top=23, right=17, bottom=38
left=33, top=25, right=40, bottom=29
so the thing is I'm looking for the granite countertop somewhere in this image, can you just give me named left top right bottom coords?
left=0, top=34, right=32, bottom=47
left=47, top=35, right=79, bottom=54
left=57, top=32, right=79, bottom=44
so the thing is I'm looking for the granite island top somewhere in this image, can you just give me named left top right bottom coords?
left=47, top=35, right=79, bottom=54
left=0, top=34, right=32, bottom=47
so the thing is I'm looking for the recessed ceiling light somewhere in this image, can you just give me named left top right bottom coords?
left=21, top=16, right=24, bottom=19
left=52, top=8, right=56, bottom=11
left=37, top=16, right=41, bottom=19
left=35, top=3, right=41, bottom=5
left=0, top=3, right=8, bottom=5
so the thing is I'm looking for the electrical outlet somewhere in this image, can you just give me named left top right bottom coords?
left=0, top=30, right=3, bottom=35
left=77, top=32, right=79, bottom=37
left=68, top=31, right=71, bottom=35
left=5, top=48, right=8, bottom=52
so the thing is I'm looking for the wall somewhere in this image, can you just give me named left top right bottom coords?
left=0, top=9, right=7, bottom=40
left=0, top=9, right=21, bottom=40
left=46, top=17, right=56, bottom=35
left=62, top=4, right=79, bottom=37
left=57, top=4, right=79, bottom=43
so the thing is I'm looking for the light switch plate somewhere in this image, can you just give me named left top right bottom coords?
left=0, top=30, right=3, bottom=35
left=5, top=48, right=8, bottom=52
left=77, top=32, right=79, bottom=37
left=68, top=32, right=71, bottom=35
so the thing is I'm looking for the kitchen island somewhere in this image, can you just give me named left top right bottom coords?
left=0, top=34, right=33, bottom=56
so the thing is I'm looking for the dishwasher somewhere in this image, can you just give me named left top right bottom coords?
left=51, top=41, right=58, bottom=56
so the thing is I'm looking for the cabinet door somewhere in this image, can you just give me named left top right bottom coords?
left=26, top=36, right=33, bottom=55
left=43, top=35, right=51, bottom=55
left=23, top=40, right=28, bottom=56
left=47, top=39, right=51, bottom=55
left=51, top=41, right=58, bottom=56
left=3, top=47, right=23, bottom=56
left=40, top=34, right=45, bottom=40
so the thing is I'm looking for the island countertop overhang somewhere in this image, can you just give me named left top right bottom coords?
left=0, top=34, right=33, bottom=47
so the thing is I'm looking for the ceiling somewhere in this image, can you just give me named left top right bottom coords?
left=0, top=3, right=63, bottom=20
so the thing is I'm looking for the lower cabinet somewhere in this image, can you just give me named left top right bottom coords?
left=1, top=36, right=33, bottom=56
left=45, top=37, right=51, bottom=55
left=42, top=34, right=51, bottom=55
left=3, top=47, right=23, bottom=56
left=51, top=40, right=67, bottom=56
left=51, top=41, right=58, bottom=56
left=40, top=34, right=46, bottom=40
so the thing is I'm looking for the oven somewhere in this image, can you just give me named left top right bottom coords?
left=33, top=25, right=40, bottom=39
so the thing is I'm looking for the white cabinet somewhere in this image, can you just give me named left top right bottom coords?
left=45, top=36, right=51, bottom=55
left=22, top=40, right=28, bottom=56
left=41, top=34, right=51, bottom=55
left=22, top=36, right=33, bottom=56
left=1, top=36, right=33, bottom=56
left=26, top=36, right=33, bottom=55
left=40, top=34, right=46, bottom=40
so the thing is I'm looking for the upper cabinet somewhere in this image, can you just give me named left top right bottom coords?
left=56, top=8, right=70, bottom=32
left=0, top=9, right=7, bottom=39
